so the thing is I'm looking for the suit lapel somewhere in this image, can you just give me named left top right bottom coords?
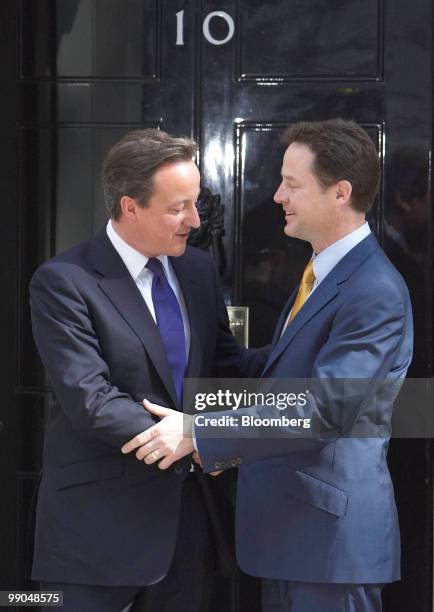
left=271, top=285, right=299, bottom=345
left=170, top=254, right=202, bottom=378
left=89, top=231, right=178, bottom=407
left=263, top=233, right=379, bottom=375
left=263, top=270, right=339, bottom=373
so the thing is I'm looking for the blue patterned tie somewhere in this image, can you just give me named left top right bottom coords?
left=146, top=258, right=186, bottom=403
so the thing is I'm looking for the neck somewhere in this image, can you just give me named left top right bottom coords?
left=111, top=219, right=153, bottom=258
left=312, top=216, right=366, bottom=254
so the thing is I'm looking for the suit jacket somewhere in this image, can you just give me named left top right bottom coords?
left=196, top=234, right=413, bottom=584
left=29, top=230, right=268, bottom=586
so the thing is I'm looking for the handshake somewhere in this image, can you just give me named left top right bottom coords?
left=121, top=399, right=223, bottom=476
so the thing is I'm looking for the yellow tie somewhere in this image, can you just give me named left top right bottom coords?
left=287, top=260, right=315, bottom=324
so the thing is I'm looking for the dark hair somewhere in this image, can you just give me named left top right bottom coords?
left=102, top=128, right=197, bottom=219
left=280, top=119, right=380, bottom=212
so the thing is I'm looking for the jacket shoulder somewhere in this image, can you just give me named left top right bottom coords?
left=184, top=244, right=213, bottom=262
left=364, top=245, right=411, bottom=300
left=31, top=237, right=96, bottom=285
left=182, top=245, right=216, bottom=272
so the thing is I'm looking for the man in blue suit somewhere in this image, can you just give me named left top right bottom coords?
left=30, top=129, right=268, bottom=611
left=123, top=120, right=413, bottom=612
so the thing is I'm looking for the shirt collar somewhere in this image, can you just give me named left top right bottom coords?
left=106, top=220, right=170, bottom=280
left=312, top=222, right=371, bottom=285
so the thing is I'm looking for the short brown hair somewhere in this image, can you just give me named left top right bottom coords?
left=102, top=128, right=197, bottom=219
left=281, top=119, right=380, bottom=212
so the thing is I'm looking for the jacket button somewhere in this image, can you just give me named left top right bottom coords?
left=174, top=466, right=184, bottom=475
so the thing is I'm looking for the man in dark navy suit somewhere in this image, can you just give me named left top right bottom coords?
left=123, top=120, right=413, bottom=612
left=30, top=129, right=268, bottom=611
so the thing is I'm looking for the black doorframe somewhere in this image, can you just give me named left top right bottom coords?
left=0, top=0, right=19, bottom=588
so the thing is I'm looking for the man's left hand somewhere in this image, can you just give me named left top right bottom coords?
left=121, top=399, right=194, bottom=469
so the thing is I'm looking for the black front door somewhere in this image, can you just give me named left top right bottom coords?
left=1, top=2, right=432, bottom=610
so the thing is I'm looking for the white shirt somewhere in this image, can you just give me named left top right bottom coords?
left=106, top=220, right=191, bottom=358
left=283, top=222, right=371, bottom=330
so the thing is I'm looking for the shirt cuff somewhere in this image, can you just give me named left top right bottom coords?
left=192, top=416, right=198, bottom=451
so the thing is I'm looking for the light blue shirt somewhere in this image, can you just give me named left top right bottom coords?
left=282, top=222, right=371, bottom=330
left=311, top=222, right=371, bottom=293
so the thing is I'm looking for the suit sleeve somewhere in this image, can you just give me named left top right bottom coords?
left=30, top=264, right=156, bottom=448
left=196, top=282, right=412, bottom=473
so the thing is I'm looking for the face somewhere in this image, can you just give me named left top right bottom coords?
left=125, top=160, right=201, bottom=257
left=273, top=143, right=339, bottom=252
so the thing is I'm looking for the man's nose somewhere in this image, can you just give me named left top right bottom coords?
left=187, top=204, right=201, bottom=229
left=273, top=183, right=286, bottom=204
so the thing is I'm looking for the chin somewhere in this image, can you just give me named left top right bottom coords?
left=169, top=243, right=187, bottom=257
left=284, top=224, right=296, bottom=237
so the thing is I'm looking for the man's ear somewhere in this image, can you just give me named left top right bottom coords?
left=119, top=195, right=138, bottom=219
left=335, top=180, right=352, bottom=206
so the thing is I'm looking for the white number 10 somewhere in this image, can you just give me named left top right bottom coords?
left=176, top=10, right=235, bottom=46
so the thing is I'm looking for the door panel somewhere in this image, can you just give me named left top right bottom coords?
left=237, top=0, right=382, bottom=81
